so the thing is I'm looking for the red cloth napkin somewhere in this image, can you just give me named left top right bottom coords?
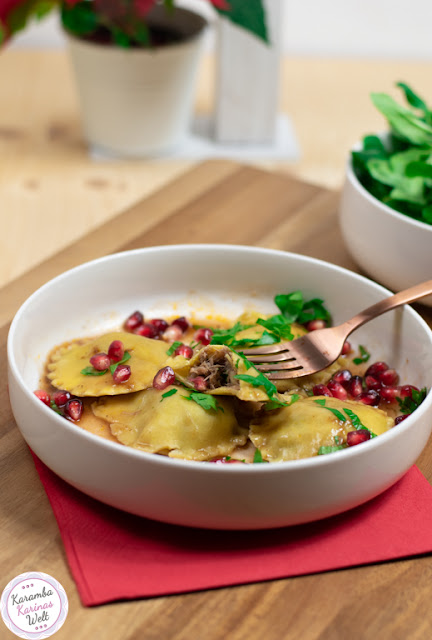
left=32, top=455, right=432, bottom=607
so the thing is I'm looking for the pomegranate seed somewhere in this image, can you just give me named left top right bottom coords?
left=342, top=340, right=352, bottom=355
left=312, top=384, right=332, bottom=397
left=332, top=369, right=352, bottom=388
left=380, top=386, right=400, bottom=402
left=34, top=390, right=51, bottom=406
left=365, top=375, right=381, bottom=392
left=162, top=324, right=183, bottom=343
left=89, top=353, right=110, bottom=371
left=124, top=310, right=144, bottom=332
left=327, top=380, right=348, bottom=400
left=400, top=384, right=419, bottom=399
left=357, top=390, right=380, bottom=406
left=305, top=319, right=326, bottom=331
left=108, top=340, right=124, bottom=363
left=395, top=414, right=409, bottom=425
left=347, top=375, right=363, bottom=397
left=174, top=344, right=194, bottom=358
left=134, top=323, right=157, bottom=339
left=153, top=366, right=176, bottom=390
left=347, top=429, right=371, bottom=446
left=365, top=361, right=388, bottom=378
left=378, top=368, right=399, bottom=386
left=112, top=364, right=131, bottom=384
left=64, top=398, right=83, bottom=421
left=52, top=390, right=71, bottom=407
left=171, top=316, right=190, bottom=333
left=194, top=328, right=213, bottom=346
left=149, top=318, right=169, bottom=336
left=190, top=376, right=208, bottom=391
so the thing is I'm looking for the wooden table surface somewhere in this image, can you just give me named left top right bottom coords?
left=1, top=51, right=432, bottom=640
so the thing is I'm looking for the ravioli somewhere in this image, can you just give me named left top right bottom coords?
left=167, top=344, right=270, bottom=403
left=249, top=396, right=393, bottom=462
left=92, top=386, right=247, bottom=460
left=47, top=331, right=169, bottom=397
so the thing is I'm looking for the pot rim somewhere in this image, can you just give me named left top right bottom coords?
left=63, top=5, right=208, bottom=51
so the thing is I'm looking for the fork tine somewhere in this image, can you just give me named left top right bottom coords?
left=241, top=341, right=290, bottom=356
left=265, top=368, right=304, bottom=379
left=245, top=351, right=294, bottom=363
left=255, top=362, right=301, bottom=371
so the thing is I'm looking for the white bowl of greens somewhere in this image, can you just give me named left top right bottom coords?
left=339, top=82, right=432, bottom=305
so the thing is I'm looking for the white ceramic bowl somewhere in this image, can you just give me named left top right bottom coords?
left=339, top=153, right=432, bottom=306
left=7, top=245, right=432, bottom=530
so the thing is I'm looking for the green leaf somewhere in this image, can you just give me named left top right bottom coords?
left=80, top=366, right=107, bottom=376
left=182, top=392, right=223, bottom=412
left=397, top=82, right=432, bottom=122
left=274, top=291, right=331, bottom=325
left=274, top=291, right=304, bottom=322
left=160, top=388, right=178, bottom=401
left=215, top=0, right=269, bottom=43
left=256, top=315, right=294, bottom=341
left=235, top=372, right=285, bottom=407
left=264, top=393, right=299, bottom=411
left=422, top=205, right=432, bottom=224
left=210, top=322, right=250, bottom=346
left=371, top=92, right=432, bottom=146
left=253, top=448, right=268, bottom=463
left=397, top=387, right=428, bottom=415
left=61, top=3, right=99, bottom=37
left=405, top=161, right=432, bottom=179
left=343, top=408, right=377, bottom=438
left=353, top=345, right=371, bottom=365
left=166, top=341, right=183, bottom=356
left=109, top=351, right=131, bottom=375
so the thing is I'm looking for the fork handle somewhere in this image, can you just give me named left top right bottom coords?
left=340, top=279, right=432, bottom=337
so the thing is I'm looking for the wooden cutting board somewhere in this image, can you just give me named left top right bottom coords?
left=1, top=160, right=432, bottom=640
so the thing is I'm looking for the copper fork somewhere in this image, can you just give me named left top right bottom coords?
left=241, top=279, right=432, bottom=380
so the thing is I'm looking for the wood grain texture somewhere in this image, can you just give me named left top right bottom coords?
left=1, top=161, right=432, bottom=640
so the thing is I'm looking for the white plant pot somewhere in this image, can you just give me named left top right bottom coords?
left=66, top=7, right=207, bottom=157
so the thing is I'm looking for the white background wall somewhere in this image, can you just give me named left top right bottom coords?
left=9, top=0, right=432, bottom=59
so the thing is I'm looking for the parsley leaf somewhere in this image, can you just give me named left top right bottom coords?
left=182, top=392, right=223, bottom=412
left=160, top=388, right=178, bottom=401
left=264, top=393, right=299, bottom=411
left=80, top=366, right=107, bottom=376
left=353, top=345, right=371, bottom=365
left=109, top=351, right=131, bottom=374
left=253, top=449, right=268, bottom=463
left=313, top=399, right=346, bottom=422
left=274, top=291, right=331, bottom=324
left=256, top=314, right=294, bottom=341
left=210, top=322, right=250, bottom=346
left=235, top=372, right=286, bottom=407
left=343, top=408, right=377, bottom=438
left=397, top=387, right=428, bottom=415
left=166, top=341, right=183, bottom=356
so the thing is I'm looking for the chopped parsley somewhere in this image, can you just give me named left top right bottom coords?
left=343, top=407, right=377, bottom=438
left=109, top=351, right=131, bottom=374
left=235, top=371, right=287, bottom=408
left=274, top=291, right=331, bottom=325
left=160, top=388, right=178, bottom=401
left=253, top=449, right=268, bottom=463
left=256, top=315, right=294, bottom=341
left=166, top=341, right=183, bottom=356
left=81, top=351, right=131, bottom=376
left=264, top=393, right=299, bottom=411
left=353, top=345, right=371, bottom=365
left=80, top=366, right=107, bottom=376
left=182, top=392, right=223, bottom=412
left=314, top=400, right=377, bottom=437
left=397, top=387, right=428, bottom=415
